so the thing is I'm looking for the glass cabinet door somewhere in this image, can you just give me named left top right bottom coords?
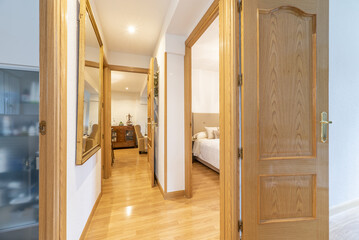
left=0, top=0, right=40, bottom=239
left=0, top=69, right=39, bottom=239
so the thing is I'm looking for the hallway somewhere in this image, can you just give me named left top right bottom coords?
left=85, top=148, right=219, bottom=239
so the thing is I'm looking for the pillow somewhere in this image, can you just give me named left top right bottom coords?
left=213, top=129, right=220, bottom=139
left=205, top=127, right=218, bottom=139
left=193, top=131, right=207, bottom=140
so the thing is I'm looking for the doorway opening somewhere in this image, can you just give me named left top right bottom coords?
left=104, top=65, right=153, bottom=184
left=189, top=15, right=221, bottom=234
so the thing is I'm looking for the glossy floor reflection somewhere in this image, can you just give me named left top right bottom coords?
left=85, top=148, right=219, bottom=240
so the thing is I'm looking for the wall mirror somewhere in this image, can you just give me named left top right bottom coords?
left=76, top=0, right=103, bottom=165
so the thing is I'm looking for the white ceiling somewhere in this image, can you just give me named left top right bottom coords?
left=192, top=17, right=219, bottom=72
left=167, top=0, right=214, bottom=36
left=111, top=71, right=147, bottom=93
left=93, top=0, right=171, bottom=55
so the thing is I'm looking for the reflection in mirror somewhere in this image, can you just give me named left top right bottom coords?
left=83, top=67, right=100, bottom=154
left=82, top=11, right=100, bottom=156
left=82, top=12, right=100, bottom=154
left=76, top=0, right=103, bottom=164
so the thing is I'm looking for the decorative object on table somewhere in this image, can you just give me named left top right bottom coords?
left=119, top=121, right=124, bottom=126
left=126, top=113, right=133, bottom=126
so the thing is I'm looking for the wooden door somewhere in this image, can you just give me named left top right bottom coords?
left=147, top=58, right=155, bottom=187
left=241, top=0, right=329, bottom=239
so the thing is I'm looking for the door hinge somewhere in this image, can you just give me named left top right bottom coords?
left=238, top=147, right=243, bottom=159
left=238, top=74, right=243, bottom=86
left=39, top=121, right=46, bottom=135
left=238, top=220, right=243, bottom=233
left=102, top=102, right=104, bottom=108
left=102, top=134, right=104, bottom=139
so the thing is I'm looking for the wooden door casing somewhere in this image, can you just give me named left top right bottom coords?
left=241, top=0, right=328, bottom=239
left=147, top=58, right=155, bottom=187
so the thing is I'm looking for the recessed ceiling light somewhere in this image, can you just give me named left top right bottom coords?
left=128, top=26, right=136, bottom=34
left=126, top=87, right=129, bottom=90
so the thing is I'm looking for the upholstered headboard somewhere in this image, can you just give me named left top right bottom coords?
left=192, top=113, right=219, bottom=135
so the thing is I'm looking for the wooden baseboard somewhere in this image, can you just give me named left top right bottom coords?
left=330, top=198, right=359, bottom=217
left=79, top=192, right=102, bottom=240
left=165, top=190, right=185, bottom=200
left=155, top=175, right=185, bottom=200
left=156, top=175, right=165, bottom=198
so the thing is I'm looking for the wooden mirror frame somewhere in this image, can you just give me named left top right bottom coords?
left=76, top=0, right=104, bottom=165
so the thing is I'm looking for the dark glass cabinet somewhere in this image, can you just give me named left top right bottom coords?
left=0, top=68, right=39, bottom=239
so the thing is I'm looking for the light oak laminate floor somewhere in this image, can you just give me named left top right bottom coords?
left=330, top=206, right=359, bottom=240
left=85, top=148, right=220, bottom=240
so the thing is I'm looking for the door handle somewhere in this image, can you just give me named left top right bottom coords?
left=320, top=112, right=332, bottom=143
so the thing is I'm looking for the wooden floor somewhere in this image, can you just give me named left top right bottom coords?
left=330, top=206, right=359, bottom=240
left=85, top=148, right=219, bottom=240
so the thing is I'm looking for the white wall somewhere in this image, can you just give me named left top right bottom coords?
left=166, top=53, right=185, bottom=192
left=111, top=91, right=147, bottom=134
left=192, top=69, right=219, bottom=113
left=329, top=0, right=359, bottom=209
left=67, top=1, right=102, bottom=239
left=0, top=0, right=39, bottom=68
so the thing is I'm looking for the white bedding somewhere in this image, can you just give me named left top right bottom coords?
left=192, top=138, right=220, bottom=170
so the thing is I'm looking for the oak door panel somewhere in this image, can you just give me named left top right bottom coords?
left=258, top=7, right=316, bottom=160
left=242, top=0, right=328, bottom=239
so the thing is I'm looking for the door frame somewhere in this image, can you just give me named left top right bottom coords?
left=184, top=0, right=219, bottom=199
left=184, top=0, right=240, bottom=238
left=39, top=0, right=67, bottom=239
left=103, top=64, right=150, bottom=179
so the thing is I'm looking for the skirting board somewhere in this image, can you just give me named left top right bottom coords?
left=155, top=175, right=185, bottom=200
left=156, top=175, right=165, bottom=198
left=79, top=192, right=103, bottom=240
left=165, top=190, right=185, bottom=200
left=330, top=198, right=359, bottom=217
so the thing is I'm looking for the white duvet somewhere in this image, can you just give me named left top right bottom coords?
left=192, top=138, right=220, bottom=170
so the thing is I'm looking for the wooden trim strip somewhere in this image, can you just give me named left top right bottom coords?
left=109, top=64, right=149, bottom=74
left=184, top=47, right=192, bottom=198
left=39, top=0, right=67, bottom=239
left=184, top=0, right=219, bottom=199
left=103, top=67, right=112, bottom=179
left=219, top=0, right=239, bottom=239
left=60, top=0, right=67, bottom=238
left=185, top=0, right=219, bottom=47
left=156, top=175, right=165, bottom=198
left=165, top=190, right=185, bottom=200
left=79, top=192, right=103, bottom=240
left=164, top=52, right=168, bottom=193
left=85, top=60, right=99, bottom=68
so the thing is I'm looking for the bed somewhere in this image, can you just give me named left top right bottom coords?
left=192, top=113, right=220, bottom=173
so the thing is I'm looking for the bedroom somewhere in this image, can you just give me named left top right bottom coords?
left=190, top=17, right=220, bottom=200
